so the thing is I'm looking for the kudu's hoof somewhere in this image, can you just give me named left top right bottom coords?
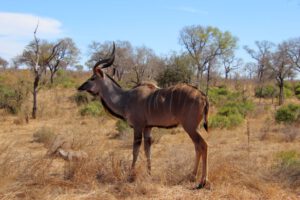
left=194, top=183, right=205, bottom=190
left=127, top=171, right=136, bottom=183
left=194, top=180, right=210, bottom=190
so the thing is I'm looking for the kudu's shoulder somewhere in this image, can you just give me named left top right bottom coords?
left=131, top=81, right=160, bottom=91
left=165, top=83, right=205, bottom=94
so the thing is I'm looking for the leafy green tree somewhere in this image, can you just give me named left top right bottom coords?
left=156, top=54, right=192, bottom=87
left=179, top=25, right=237, bottom=93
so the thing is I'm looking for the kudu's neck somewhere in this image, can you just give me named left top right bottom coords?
left=99, top=75, right=127, bottom=118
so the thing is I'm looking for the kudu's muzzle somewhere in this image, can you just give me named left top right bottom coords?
left=77, top=81, right=90, bottom=91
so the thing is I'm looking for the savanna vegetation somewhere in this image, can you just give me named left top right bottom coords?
left=0, top=25, right=299, bottom=199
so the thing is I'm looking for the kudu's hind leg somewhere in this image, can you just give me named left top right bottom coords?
left=143, top=127, right=152, bottom=173
left=184, top=127, right=208, bottom=188
left=197, top=134, right=208, bottom=189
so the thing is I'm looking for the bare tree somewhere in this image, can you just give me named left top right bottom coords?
left=244, top=62, right=256, bottom=80
left=0, top=57, right=8, bottom=70
left=47, top=37, right=80, bottom=84
left=131, top=46, right=164, bottom=84
left=244, top=41, right=274, bottom=83
left=114, top=41, right=135, bottom=80
left=86, top=40, right=134, bottom=80
left=87, top=41, right=166, bottom=84
left=286, top=37, right=300, bottom=72
left=9, top=56, right=22, bottom=69
left=17, top=25, right=61, bottom=118
left=179, top=25, right=238, bottom=88
left=221, top=54, right=243, bottom=80
left=86, top=41, right=112, bottom=69
left=270, top=42, right=295, bottom=105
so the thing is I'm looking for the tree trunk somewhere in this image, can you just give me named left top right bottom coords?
left=196, top=68, right=201, bottom=86
left=205, top=63, right=211, bottom=96
left=278, top=81, right=284, bottom=105
left=32, top=76, right=39, bottom=119
left=225, top=69, right=229, bottom=80
left=258, top=84, right=263, bottom=104
left=50, top=72, right=54, bottom=84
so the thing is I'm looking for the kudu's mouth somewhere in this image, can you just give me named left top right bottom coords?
left=77, top=85, right=85, bottom=91
left=77, top=82, right=99, bottom=96
left=77, top=81, right=90, bottom=91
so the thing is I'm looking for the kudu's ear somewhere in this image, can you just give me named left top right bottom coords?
left=94, top=67, right=104, bottom=78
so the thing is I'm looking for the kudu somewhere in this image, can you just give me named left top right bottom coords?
left=78, top=43, right=210, bottom=189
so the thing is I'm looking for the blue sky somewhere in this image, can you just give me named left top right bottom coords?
left=1, top=0, right=300, bottom=66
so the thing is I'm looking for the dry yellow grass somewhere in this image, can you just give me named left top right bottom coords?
left=0, top=87, right=299, bottom=200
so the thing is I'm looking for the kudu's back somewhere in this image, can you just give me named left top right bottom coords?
left=126, top=84, right=208, bottom=129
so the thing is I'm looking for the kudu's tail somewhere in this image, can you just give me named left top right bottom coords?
left=203, top=98, right=209, bottom=133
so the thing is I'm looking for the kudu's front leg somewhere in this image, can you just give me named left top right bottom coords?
left=131, top=128, right=143, bottom=170
left=143, top=127, right=152, bottom=173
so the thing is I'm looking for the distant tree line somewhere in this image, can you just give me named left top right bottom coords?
left=244, top=39, right=300, bottom=105
left=1, top=24, right=300, bottom=119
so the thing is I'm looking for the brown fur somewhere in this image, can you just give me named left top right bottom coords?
left=132, top=81, right=160, bottom=90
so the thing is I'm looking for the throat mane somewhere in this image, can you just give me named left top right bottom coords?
left=100, top=98, right=125, bottom=120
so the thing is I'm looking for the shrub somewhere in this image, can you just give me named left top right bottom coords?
left=254, top=85, right=278, bottom=98
left=283, top=87, right=293, bottom=98
left=80, top=101, right=104, bottom=117
left=208, top=86, right=255, bottom=129
left=54, top=76, right=76, bottom=88
left=254, top=84, right=294, bottom=99
left=109, top=120, right=132, bottom=140
left=52, top=70, right=77, bottom=88
left=72, top=92, right=91, bottom=106
left=32, top=127, right=55, bottom=145
left=275, top=150, right=300, bottom=188
left=156, top=65, right=192, bottom=87
left=295, top=87, right=300, bottom=96
left=294, top=82, right=300, bottom=99
left=276, top=151, right=300, bottom=168
left=208, top=86, right=231, bottom=106
left=209, top=101, right=253, bottom=129
left=218, top=106, right=240, bottom=116
left=209, top=115, right=230, bottom=128
left=275, top=104, right=300, bottom=124
left=226, top=101, right=254, bottom=116
left=284, top=82, right=293, bottom=90
left=0, top=80, right=30, bottom=114
left=209, top=111, right=244, bottom=129
left=116, top=120, right=130, bottom=133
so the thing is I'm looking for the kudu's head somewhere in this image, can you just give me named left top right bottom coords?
left=78, top=43, right=115, bottom=95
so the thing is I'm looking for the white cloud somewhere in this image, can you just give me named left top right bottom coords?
left=0, top=12, right=63, bottom=62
